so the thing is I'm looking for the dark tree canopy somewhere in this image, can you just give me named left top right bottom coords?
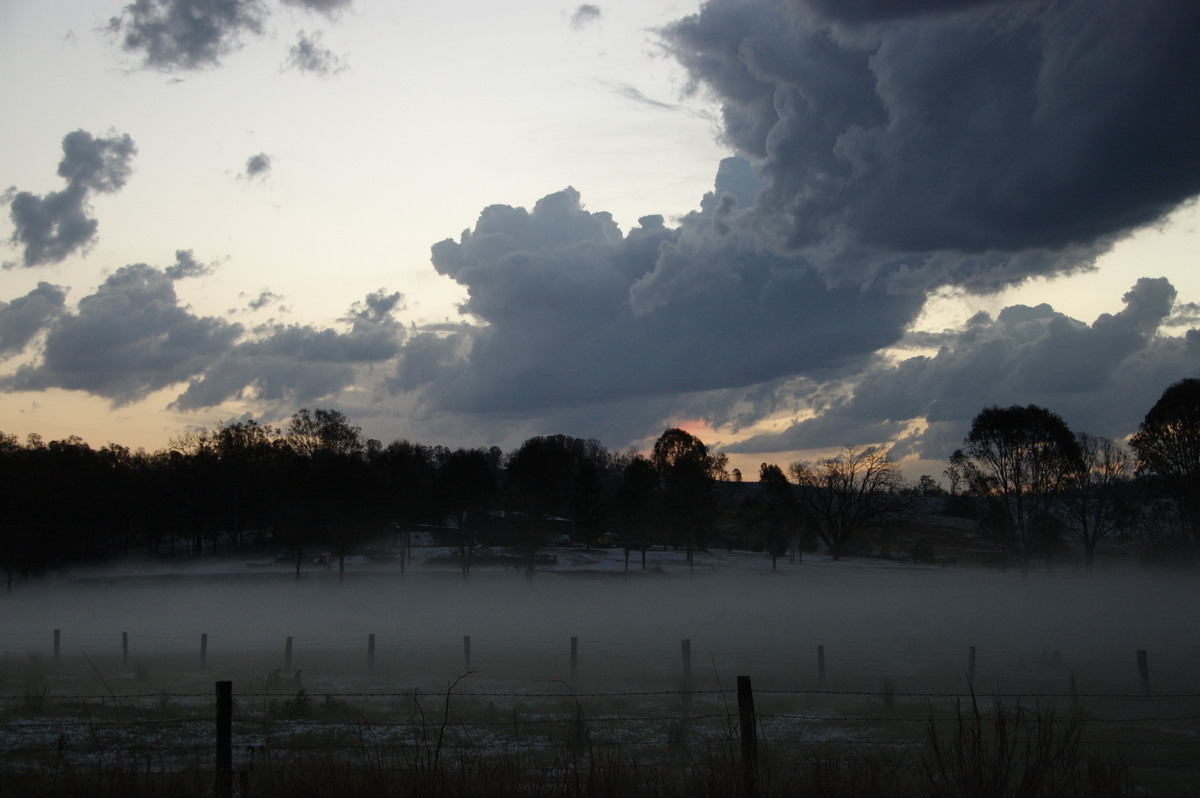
left=1130, top=378, right=1200, bottom=543
left=955, top=404, right=1081, bottom=565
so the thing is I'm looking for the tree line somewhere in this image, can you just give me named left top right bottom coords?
left=2, top=380, right=1198, bottom=588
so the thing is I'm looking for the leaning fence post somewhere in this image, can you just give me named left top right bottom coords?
left=1137, top=649, right=1151, bottom=697
left=738, top=675, right=758, bottom=798
left=215, top=680, right=233, bottom=798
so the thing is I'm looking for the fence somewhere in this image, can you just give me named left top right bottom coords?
left=3, top=631, right=1199, bottom=796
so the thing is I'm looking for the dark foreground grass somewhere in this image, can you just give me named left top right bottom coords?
left=1, top=698, right=1135, bottom=798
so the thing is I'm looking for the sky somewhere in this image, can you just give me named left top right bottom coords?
left=2, top=0, right=1198, bottom=481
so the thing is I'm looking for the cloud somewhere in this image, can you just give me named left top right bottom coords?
left=603, top=82, right=687, bottom=113
left=171, top=289, right=406, bottom=409
left=107, top=0, right=268, bottom=71
left=283, top=31, right=347, bottom=76
left=6, top=130, right=137, bottom=268
left=662, top=0, right=1200, bottom=285
left=397, top=185, right=925, bottom=416
left=1, top=263, right=241, bottom=404
left=163, top=249, right=216, bottom=279
left=245, top=288, right=283, bottom=311
left=240, top=152, right=272, bottom=180
left=0, top=283, right=67, bottom=359
left=728, top=278, right=1200, bottom=461
left=0, top=250, right=405, bottom=411
left=280, top=0, right=353, bottom=18
left=570, top=4, right=602, bottom=31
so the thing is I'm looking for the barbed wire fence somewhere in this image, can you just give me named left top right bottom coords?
left=3, top=632, right=1199, bottom=796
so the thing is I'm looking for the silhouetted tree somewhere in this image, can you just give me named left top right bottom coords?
left=954, top=404, right=1081, bottom=566
left=652, top=428, right=724, bottom=561
left=1060, top=432, right=1133, bottom=568
left=790, top=446, right=907, bottom=560
left=505, top=434, right=611, bottom=574
left=753, top=463, right=799, bottom=569
left=283, top=408, right=372, bottom=579
left=435, top=448, right=499, bottom=578
left=1130, top=378, right=1200, bottom=550
left=618, top=454, right=659, bottom=569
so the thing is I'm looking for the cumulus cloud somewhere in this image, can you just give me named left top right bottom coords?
left=240, top=152, right=272, bottom=180
left=1, top=263, right=241, bottom=404
left=728, top=278, right=1200, bottom=461
left=662, top=0, right=1200, bottom=286
left=570, top=4, right=602, bottom=31
left=171, top=289, right=406, bottom=409
left=6, top=130, right=137, bottom=268
left=0, top=283, right=67, bottom=358
left=107, top=0, right=268, bottom=71
left=283, top=31, right=347, bottom=76
left=396, top=185, right=924, bottom=416
left=0, top=250, right=406, bottom=410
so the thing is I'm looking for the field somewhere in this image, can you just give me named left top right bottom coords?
left=3, top=547, right=1198, bottom=796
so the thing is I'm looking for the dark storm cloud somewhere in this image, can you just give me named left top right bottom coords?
left=663, top=0, right=1200, bottom=282
left=398, top=186, right=925, bottom=415
left=0, top=283, right=67, bottom=358
left=389, top=0, right=1200, bottom=456
left=241, top=153, right=272, bottom=180
left=107, top=0, right=268, bottom=71
left=571, top=4, right=602, bottom=31
left=6, top=130, right=137, bottom=268
left=283, top=31, right=346, bottom=76
left=1, top=263, right=241, bottom=404
left=729, top=278, right=1199, bottom=460
left=172, top=289, right=405, bottom=409
left=802, top=0, right=1007, bottom=23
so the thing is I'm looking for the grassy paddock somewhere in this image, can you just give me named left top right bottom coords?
left=2, top=640, right=1195, bottom=797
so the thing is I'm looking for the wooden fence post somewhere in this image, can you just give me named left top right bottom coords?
left=681, top=639, right=692, bottom=688
left=368, top=634, right=376, bottom=672
left=215, top=680, right=233, bottom=798
left=201, top=633, right=208, bottom=670
left=285, top=636, right=293, bottom=670
left=817, top=645, right=826, bottom=682
left=570, top=636, right=579, bottom=685
left=1137, top=649, right=1151, bottom=697
left=54, top=629, right=61, bottom=665
left=464, top=635, right=472, bottom=672
left=737, top=675, right=758, bottom=798
left=122, top=632, right=129, bottom=668
left=968, top=646, right=976, bottom=685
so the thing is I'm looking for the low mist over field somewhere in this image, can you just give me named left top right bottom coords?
left=7, top=555, right=1198, bottom=674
